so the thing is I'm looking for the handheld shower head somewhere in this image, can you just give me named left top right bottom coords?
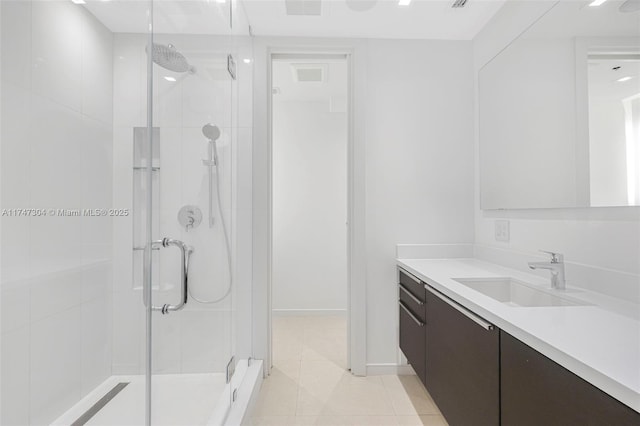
left=202, top=124, right=221, bottom=142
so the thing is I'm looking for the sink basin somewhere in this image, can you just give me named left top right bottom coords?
left=452, top=277, right=586, bottom=307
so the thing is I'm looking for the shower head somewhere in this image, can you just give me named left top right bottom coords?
left=202, top=124, right=221, bottom=142
left=149, top=43, right=195, bottom=74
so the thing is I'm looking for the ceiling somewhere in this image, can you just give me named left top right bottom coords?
left=525, top=0, right=640, bottom=39
left=82, top=0, right=506, bottom=40
left=82, top=0, right=233, bottom=34
left=241, top=0, right=506, bottom=40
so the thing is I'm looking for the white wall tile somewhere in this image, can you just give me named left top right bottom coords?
left=0, top=326, right=30, bottom=426
left=1, top=0, right=32, bottom=90
left=1, top=84, right=31, bottom=208
left=2, top=1, right=115, bottom=420
left=30, top=269, right=82, bottom=324
left=1, top=280, right=30, bottom=333
left=180, top=310, right=231, bottom=373
left=111, top=290, right=144, bottom=375
left=80, top=6, right=113, bottom=124
left=81, top=296, right=112, bottom=396
left=31, top=0, right=83, bottom=112
left=181, top=68, right=233, bottom=129
left=151, top=315, right=182, bottom=374
left=153, top=73, right=184, bottom=128
left=113, top=34, right=146, bottom=127
left=30, top=307, right=82, bottom=425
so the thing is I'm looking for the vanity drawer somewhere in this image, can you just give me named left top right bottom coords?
left=399, top=269, right=426, bottom=302
left=399, top=284, right=426, bottom=323
left=399, top=300, right=426, bottom=385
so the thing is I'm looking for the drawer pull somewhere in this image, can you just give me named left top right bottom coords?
left=399, top=301, right=425, bottom=327
left=399, top=284, right=424, bottom=305
left=426, top=286, right=495, bottom=331
left=399, top=268, right=422, bottom=285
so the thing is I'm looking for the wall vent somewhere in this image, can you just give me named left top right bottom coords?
left=291, top=63, right=327, bottom=83
left=285, top=0, right=322, bottom=16
left=452, top=0, right=468, bottom=8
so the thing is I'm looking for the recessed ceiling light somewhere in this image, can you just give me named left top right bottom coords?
left=399, top=0, right=412, bottom=5
left=617, top=76, right=633, bottom=82
left=243, top=58, right=252, bottom=64
left=589, top=0, right=608, bottom=6
left=71, top=0, right=86, bottom=4
left=164, top=76, right=177, bottom=82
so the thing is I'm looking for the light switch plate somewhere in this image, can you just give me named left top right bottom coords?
left=495, top=219, right=510, bottom=242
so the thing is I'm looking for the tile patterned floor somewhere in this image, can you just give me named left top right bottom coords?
left=250, top=315, right=448, bottom=426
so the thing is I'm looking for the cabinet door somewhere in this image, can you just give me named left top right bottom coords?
left=399, top=301, right=426, bottom=385
left=425, top=288, right=499, bottom=426
left=501, top=331, right=640, bottom=426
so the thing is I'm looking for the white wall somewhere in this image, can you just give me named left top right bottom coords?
left=252, top=37, right=475, bottom=373
left=272, top=99, right=348, bottom=312
left=473, top=2, right=640, bottom=301
left=0, top=1, right=113, bottom=424
left=364, top=39, right=475, bottom=368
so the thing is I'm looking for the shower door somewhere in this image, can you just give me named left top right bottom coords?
left=144, top=1, right=237, bottom=424
left=0, top=0, right=241, bottom=424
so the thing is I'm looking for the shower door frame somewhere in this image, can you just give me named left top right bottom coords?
left=143, top=1, right=154, bottom=423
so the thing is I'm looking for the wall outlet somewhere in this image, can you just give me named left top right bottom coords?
left=495, top=220, right=510, bottom=242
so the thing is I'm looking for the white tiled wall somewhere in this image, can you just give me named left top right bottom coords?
left=0, top=1, right=114, bottom=424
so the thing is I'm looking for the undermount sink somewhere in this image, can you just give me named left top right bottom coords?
left=452, top=277, right=587, bottom=307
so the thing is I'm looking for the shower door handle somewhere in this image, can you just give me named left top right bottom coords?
left=151, top=237, right=193, bottom=315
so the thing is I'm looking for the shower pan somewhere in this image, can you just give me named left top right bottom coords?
left=0, top=0, right=258, bottom=425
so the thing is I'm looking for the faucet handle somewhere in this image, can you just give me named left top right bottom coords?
left=540, top=250, right=563, bottom=263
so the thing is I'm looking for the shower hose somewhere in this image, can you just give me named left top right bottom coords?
left=188, top=141, right=232, bottom=304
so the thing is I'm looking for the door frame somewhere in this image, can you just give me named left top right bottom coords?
left=266, top=46, right=366, bottom=376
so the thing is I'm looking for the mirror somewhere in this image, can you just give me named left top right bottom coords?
left=479, top=0, right=640, bottom=209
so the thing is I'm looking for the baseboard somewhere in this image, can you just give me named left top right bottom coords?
left=272, top=309, right=347, bottom=316
left=366, top=363, right=416, bottom=376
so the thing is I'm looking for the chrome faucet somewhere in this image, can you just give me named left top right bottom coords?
left=528, top=250, right=566, bottom=290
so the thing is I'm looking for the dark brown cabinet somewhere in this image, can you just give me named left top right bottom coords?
left=397, top=267, right=640, bottom=426
left=501, top=331, right=640, bottom=426
left=398, top=270, right=427, bottom=385
left=425, top=286, right=500, bottom=426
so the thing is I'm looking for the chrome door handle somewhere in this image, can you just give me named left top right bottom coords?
left=152, top=237, right=193, bottom=315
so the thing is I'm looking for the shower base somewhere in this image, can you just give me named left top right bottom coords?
left=52, top=360, right=262, bottom=426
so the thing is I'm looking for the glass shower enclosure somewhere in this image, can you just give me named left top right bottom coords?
left=0, top=0, right=253, bottom=424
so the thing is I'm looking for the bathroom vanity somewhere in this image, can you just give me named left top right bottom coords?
left=397, top=259, right=640, bottom=426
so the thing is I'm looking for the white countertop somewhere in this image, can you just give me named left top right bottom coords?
left=397, top=258, right=640, bottom=413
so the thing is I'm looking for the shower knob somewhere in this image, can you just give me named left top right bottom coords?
left=178, top=205, right=203, bottom=231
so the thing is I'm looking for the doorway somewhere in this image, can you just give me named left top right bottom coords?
left=269, top=53, right=350, bottom=373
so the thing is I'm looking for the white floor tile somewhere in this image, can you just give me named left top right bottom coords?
left=254, top=315, right=448, bottom=426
